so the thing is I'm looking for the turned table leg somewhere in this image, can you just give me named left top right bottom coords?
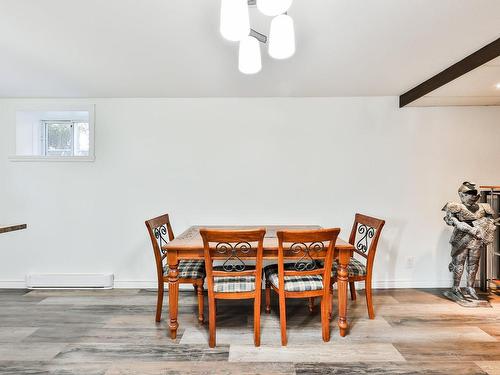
left=167, top=251, right=179, bottom=339
left=337, top=248, right=349, bottom=337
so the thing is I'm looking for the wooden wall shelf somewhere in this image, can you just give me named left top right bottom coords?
left=0, top=224, right=27, bottom=234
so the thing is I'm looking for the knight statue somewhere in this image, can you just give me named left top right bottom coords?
left=442, top=181, right=498, bottom=306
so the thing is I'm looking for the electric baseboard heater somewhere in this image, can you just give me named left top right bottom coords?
left=26, top=274, right=114, bottom=289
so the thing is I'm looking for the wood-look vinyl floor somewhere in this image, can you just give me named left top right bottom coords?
left=0, top=288, right=498, bottom=374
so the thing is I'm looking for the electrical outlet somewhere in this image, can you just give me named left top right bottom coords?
left=406, top=256, right=415, bottom=269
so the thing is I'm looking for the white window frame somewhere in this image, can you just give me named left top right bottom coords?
left=8, top=104, right=95, bottom=162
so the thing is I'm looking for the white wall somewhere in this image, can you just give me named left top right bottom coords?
left=15, top=111, right=40, bottom=155
left=1, top=97, right=499, bottom=288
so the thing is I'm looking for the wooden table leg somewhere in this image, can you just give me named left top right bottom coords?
left=167, top=250, right=179, bottom=339
left=337, top=248, right=349, bottom=337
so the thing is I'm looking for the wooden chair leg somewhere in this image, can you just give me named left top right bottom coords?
left=265, top=281, right=271, bottom=314
left=349, top=281, right=357, bottom=301
left=308, top=297, right=314, bottom=313
left=193, top=283, right=198, bottom=294
left=254, top=291, right=261, bottom=347
left=329, top=285, right=334, bottom=321
left=365, top=278, right=375, bottom=319
left=320, top=296, right=330, bottom=342
left=208, top=297, right=216, bottom=347
left=197, top=281, right=204, bottom=324
left=155, top=281, right=164, bottom=322
left=279, top=292, right=287, bottom=346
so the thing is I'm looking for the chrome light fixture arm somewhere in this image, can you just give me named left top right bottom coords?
left=250, top=29, right=267, bottom=44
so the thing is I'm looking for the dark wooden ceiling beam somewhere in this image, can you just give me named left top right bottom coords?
left=399, top=37, right=500, bottom=108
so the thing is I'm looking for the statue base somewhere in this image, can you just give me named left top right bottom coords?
left=442, top=290, right=491, bottom=308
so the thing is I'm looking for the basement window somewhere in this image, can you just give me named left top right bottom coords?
left=11, top=107, right=94, bottom=161
left=43, top=121, right=89, bottom=156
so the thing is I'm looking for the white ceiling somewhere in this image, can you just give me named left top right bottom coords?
left=0, top=0, right=499, bottom=98
left=410, top=56, right=500, bottom=106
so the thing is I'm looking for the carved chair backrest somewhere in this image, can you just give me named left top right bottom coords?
left=348, top=213, right=385, bottom=274
left=276, top=228, right=340, bottom=290
left=145, top=214, right=175, bottom=280
left=200, top=228, right=266, bottom=294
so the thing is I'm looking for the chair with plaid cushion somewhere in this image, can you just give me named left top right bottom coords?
left=264, top=228, right=340, bottom=346
left=200, top=228, right=265, bottom=348
left=331, top=213, right=385, bottom=319
left=145, top=214, right=205, bottom=324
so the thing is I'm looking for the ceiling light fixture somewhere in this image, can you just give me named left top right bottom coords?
left=496, top=82, right=500, bottom=89
left=269, top=14, right=295, bottom=59
left=256, top=0, right=293, bottom=17
left=239, top=35, right=262, bottom=74
left=220, top=0, right=250, bottom=42
left=220, top=0, right=295, bottom=74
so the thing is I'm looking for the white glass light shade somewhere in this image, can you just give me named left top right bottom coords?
left=269, top=14, right=295, bottom=59
left=239, top=36, right=262, bottom=74
left=257, top=0, right=293, bottom=16
left=220, top=0, right=250, bottom=42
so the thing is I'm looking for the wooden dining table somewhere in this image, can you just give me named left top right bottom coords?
left=163, top=225, right=355, bottom=339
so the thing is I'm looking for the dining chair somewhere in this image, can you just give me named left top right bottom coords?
left=200, top=228, right=266, bottom=348
left=145, top=214, right=205, bottom=324
left=264, top=228, right=340, bottom=346
left=331, top=213, right=385, bottom=319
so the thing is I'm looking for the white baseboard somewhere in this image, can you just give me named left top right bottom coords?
left=113, top=280, right=157, bottom=289
left=0, top=280, right=27, bottom=288
left=113, top=280, right=198, bottom=291
left=370, top=279, right=452, bottom=289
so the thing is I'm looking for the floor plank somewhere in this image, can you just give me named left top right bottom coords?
left=54, top=343, right=229, bottom=362
left=0, top=327, right=38, bottom=343
left=394, top=342, right=500, bottom=361
left=295, top=361, right=488, bottom=374
left=475, top=361, right=500, bottom=375
left=106, top=362, right=295, bottom=375
left=228, top=343, right=405, bottom=363
left=478, top=324, right=500, bottom=339
left=23, top=327, right=176, bottom=344
left=0, top=343, right=67, bottom=361
left=0, top=361, right=110, bottom=375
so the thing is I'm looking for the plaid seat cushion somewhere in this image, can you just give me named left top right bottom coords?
left=332, top=258, right=367, bottom=277
left=163, top=259, right=205, bottom=279
left=264, top=264, right=324, bottom=292
left=213, top=276, right=255, bottom=293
